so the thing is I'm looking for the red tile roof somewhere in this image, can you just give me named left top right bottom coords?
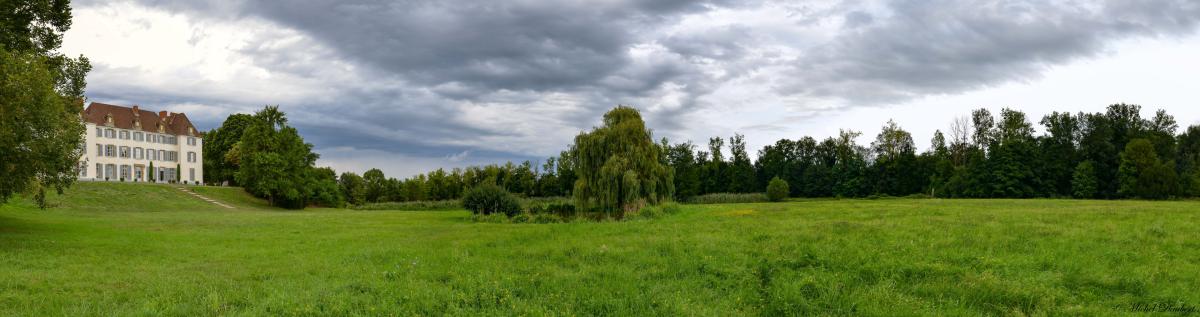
left=82, top=102, right=202, bottom=137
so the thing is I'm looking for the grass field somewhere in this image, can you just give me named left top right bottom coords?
left=2, top=182, right=1199, bottom=315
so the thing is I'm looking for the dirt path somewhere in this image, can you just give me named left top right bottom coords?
left=176, top=187, right=235, bottom=209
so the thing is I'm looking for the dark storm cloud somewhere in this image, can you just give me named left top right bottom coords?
left=784, top=0, right=1200, bottom=104
left=73, top=0, right=1200, bottom=172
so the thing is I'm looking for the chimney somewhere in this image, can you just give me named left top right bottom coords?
left=159, top=111, right=168, bottom=119
left=132, top=105, right=139, bottom=114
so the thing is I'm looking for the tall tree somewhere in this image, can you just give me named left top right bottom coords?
left=338, top=172, right=366, bottom=205
left=234, top=106, right=320, bottom=209
left=1118, top=139, right=1176, bottom=199
left=986, top=108, right=1041, bottom=197
left=0, top=0, right=90, bottom=207
left=202, top=113, right=255, bottom=185
left=569, top=106, right=673, bottom=216
left=665, top=140, right=701, bottom=200
left=871, top=120, right=919, bottom=196
left=362, top=168, right=387, bottom=203
left=1039, top=112, right=1080, bottom=197
left=728, top=134, right=757, bottom=193
left=703, top=137, right=729, bottom=193
left=1177, top=125, right=1200, bottom=196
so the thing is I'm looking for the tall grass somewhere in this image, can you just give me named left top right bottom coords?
left=352, top=200, right=462, bottom=211
left=686, top=192, right=768, bottom=204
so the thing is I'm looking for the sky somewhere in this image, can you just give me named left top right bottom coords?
left=61, top=0, right=1200, bottom=178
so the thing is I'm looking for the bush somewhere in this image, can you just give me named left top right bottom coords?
left=687, top=193, right=767, bottom=204
left=462, top=183, right=522, bottom=216
left=471, top=213, right=510, bottom=223
left=353, top=200, right=462, bottom=211
left=511, top=213, right=533, bottom=223
left=531, top=213, right=563, bottom=223
left=766, top=177, right=789, bottom=202
left=632, top=202, right=682, bottom=219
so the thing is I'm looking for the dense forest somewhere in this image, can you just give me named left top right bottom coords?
left=204, top=103, right=1200, bottom=208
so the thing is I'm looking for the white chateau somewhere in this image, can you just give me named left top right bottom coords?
left=78, top=102, right=203, bottom=184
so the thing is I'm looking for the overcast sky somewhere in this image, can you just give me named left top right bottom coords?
left=63, top=0, right=1200, bottom=178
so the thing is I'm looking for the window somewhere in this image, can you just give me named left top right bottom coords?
left=96, top=127, right=102, bottom=137
left=105, top=164, right=116, bottom=180
left=187, top=152, right=196, bottom=163
left=119, top=131, right=130, bottom=140
left=96, top=164, right=102, bottom=178
left=134, top=132, right=143, bottom=141
left=188, top=137, right=197, bottom=146
left=105, top=145, right=115, bottom=157
left=120, top=165, right=131, bottom=180
left=134, top=147, right=143, bottom=159
left=168, top=151, right=178, bottom=162
left=189, top=168, right=195, bottom=181
left=119, top=146, right=130, bottom=158
left=149, top=134, right=156, bottom=143
left=104, top=129, right=115, bottom=138
left=159, top=150, right=166, bottom=161
left=96, top=144, right=103, bottom=156
left=80, top=162, right=88, bottom=177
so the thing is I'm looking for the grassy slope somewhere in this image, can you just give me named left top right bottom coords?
left=1, top=183, right=1199, bottom=315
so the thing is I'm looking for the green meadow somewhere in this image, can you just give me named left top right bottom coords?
left=2, top=182, right=1198, bottom=316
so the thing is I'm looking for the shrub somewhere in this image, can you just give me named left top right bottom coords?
left=511, top=213, right=533, bottom=223
left=353, top=200, right=462, bottom=211
left=766, top=177, right=789, bottom=202
left=531, top=213, right=563, bottom=223
left=633, top=202, right=682, bottom=219
left=462, top=183, right=522, bottom=216
left=524, top=197, right=576, bottom=217
left=471, top=213, right=510, bottom=223
left=687, top=193, right=767, bottom=204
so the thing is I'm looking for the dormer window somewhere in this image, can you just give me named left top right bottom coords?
left=134, top=120, right=141, bottom=129
left=188, top=127, right=195, bottom=136
left=157, top=123, right=165, bottom=133
left=104, top=114, right=114, bottom=126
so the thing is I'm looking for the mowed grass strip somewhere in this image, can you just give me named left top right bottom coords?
left=1, top=183, right=1198, bottom=315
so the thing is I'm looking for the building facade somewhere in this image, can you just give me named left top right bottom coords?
left=77, top=102, right=204, bottom=184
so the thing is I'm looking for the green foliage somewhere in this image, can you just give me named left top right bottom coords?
left=0, top=0, right=89, bottom=208
left=1118, top=139, right=1177, bottom=199
left=871, top=120, right=922, bottom=196
left=338, top=172, right=366, bottom=205
left=728, top=134, right=757, bottom=193
left=631, top=202, right=682, bottom=220
left=461, top=183, right=522, bottom=216
left=766, top=177, right=789, bottom=202
left=525, top=198, right=576, bottom=218
left=362, top=168, right=387, bottom=203
left=688, top=193, right=768, bottom=204
left=308, top=167, right=344, bottom=208
left=0, top=49, right=84, bottom=208
left=569, top=106, right=673, bottom=216
left=1071, top=161, right=1099, bottom=199
left=353, top=200, right=462, bottom=211
left=234, top=106, right=321, bottom=209
left=203, top=113, right=255, bottom=185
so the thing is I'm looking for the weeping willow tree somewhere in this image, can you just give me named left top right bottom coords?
left=570, top=106, right=674, bottom=217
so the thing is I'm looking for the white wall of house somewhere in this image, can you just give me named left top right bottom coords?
left=78, top=122, right=204, bottom=184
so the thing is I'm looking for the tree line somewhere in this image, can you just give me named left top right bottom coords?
left=683, top=104, right=1198, bottom=200
left=319, top=103, right=1200, bottom=206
